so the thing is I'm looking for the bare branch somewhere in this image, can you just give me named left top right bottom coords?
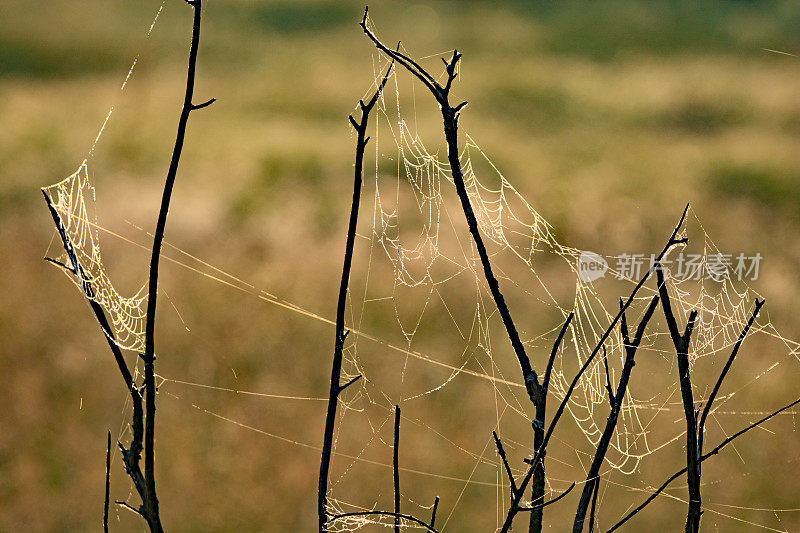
left=339, top=374, right=362, bottom=393
left=319, top=59, right=394, bottom=532
left=543, top=313, right=574, bottom=394
left=493, top=431, right=519, bottom=499
left=697, top=299, right=765, bottom=454
left=518, top=482, right=576, bottom=511
left=607, top=396, right=800, bottom=532
left=430, top=496, right=439, bottom=529
left=393, top=405, right=401, bottom=533
left=501, top=204, right=689, bottom=533
left=656, top=267, right=701, bottom=533
left=572, top=295, right=659, bottom=532
left=588, top=476, right=600, bottom=533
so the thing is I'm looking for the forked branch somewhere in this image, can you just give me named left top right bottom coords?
left=500, top=204, right=690, bottom=533
left=572, top=295, right=660, bottom=532
left=43, top=1, right=211, bottom=530
left=319, top=58, right=393, bottom=533
left=607, top=395, right=800, bottom=532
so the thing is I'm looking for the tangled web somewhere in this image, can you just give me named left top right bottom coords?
left=44, top=161, right=148, bottom=352
left=41, top=11, right=800, bottom=530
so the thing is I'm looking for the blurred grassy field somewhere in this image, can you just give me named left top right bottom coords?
left=3, top=1, right=800, bottom=531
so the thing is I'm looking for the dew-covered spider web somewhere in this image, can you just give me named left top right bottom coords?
left=41, top=11, right=800, bottom=532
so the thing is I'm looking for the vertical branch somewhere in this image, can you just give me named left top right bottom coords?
left=531, top=313, right=573, bottom=532
left=430, top=496, right=440, bottom=529
left=394, top=405, right=401, bottom=533
left=499, top=205, right=689, bottom=533
left=319, top=60, right=393, bottom=533
left=104, top=430, right=111, bottom=533
left=140, top=1, right=213, bottom=530
left=572, top=296, right=659, bottom=532
left=656, top=267, right=701, bottom=533
left=607, top=396, right=800, bottom=532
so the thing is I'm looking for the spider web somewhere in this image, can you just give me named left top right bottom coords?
left=40, top=12, right=800, bottom=531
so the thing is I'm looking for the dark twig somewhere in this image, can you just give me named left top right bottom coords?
left=139, top=0, right=212, bottom=529
left=656, top=266, right=701, bottom=533
left=44, top=186, right=149, bottom=526
left=104, top=430, right=111, bottom=533
left=572, top=295, right=660, bottom=532
left=588, top=476, right=600, bottom=533
left=115, top=500, right=142, bottom=517
left=602, top=345, right=614, bottom=406
left=607, top=396, right=800, bottom=532
left=394, top=405, right=401, bottom=533
left=518, top=482, right=577, bottom=512
left=326, top=404, right=433, bottom=533
left=697, top=299, right=765, bottom=458
left=319, top=58, right=393, bottom=533
left=430, top=496, right=440, bottom=529
left=500, top=204, right=690, bottom=533
left=493, top=431, right=519, bottom=499
left=329, top=511, right=440, bottom=532
left=44, top=1, right=210, bottom=530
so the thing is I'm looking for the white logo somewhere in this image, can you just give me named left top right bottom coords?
left=577, top=251, right=608, bottom=282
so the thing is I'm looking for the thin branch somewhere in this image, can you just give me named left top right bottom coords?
left=493, top=431, right=519, bottom=499
left=543, top=313, right=574, bottom=394
left=394, top=405, right=401, bottom=533
left=607, top=396, right=800, bottom=532
left=697, top=299, right=765, bottom=455
left=518, top=482, right=576, bottom=511
left=572, top=295, right=659, bottom=532
left=602, top=345, right=614, bottom=406
left=104, top=430, right=111, bottom=533
left=115, top=500, right=143, bottom=517
left=430, top=496, right=440, bottom=529
left=329, top=511, right=440, bottom=533
left=42, top=192, right=133, bottom=390
left=339, top=374, right=362, bottom=393
left=140, top=1, right=209, bottom=528
left=501, top=204, right=690, bottom=533
left=588, top=476, right=600, bottom=533
left=656, top=267, right=701, bottom=533
left=319, top=58, right=393, bottom=533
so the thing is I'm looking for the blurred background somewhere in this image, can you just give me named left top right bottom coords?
left=2, top=1, right=800, bottom=531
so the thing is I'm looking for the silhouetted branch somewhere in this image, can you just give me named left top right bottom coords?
left=518, top=482, right=576, bottom=512
left=430, top=496, right=440, bottom=529
left=697, top=298, right=765, bottom=456
left=572, top=295, right=660, bottom=532
left=393, top=405, right=401, bottom=533
left=493, top=430, right=519, bottom=500
left=43, top=2, right=210, bottom=530
left=141, top=1, right=212, bottom=528
left=607, top=396, right=800, bottom=532
left=500, top=204, right=689, bottom=533
left=588, top=476, right=600, bottom=533
left=319, top=58, right=394, bottom=533
left=656, top=266, right=701, bottom=533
